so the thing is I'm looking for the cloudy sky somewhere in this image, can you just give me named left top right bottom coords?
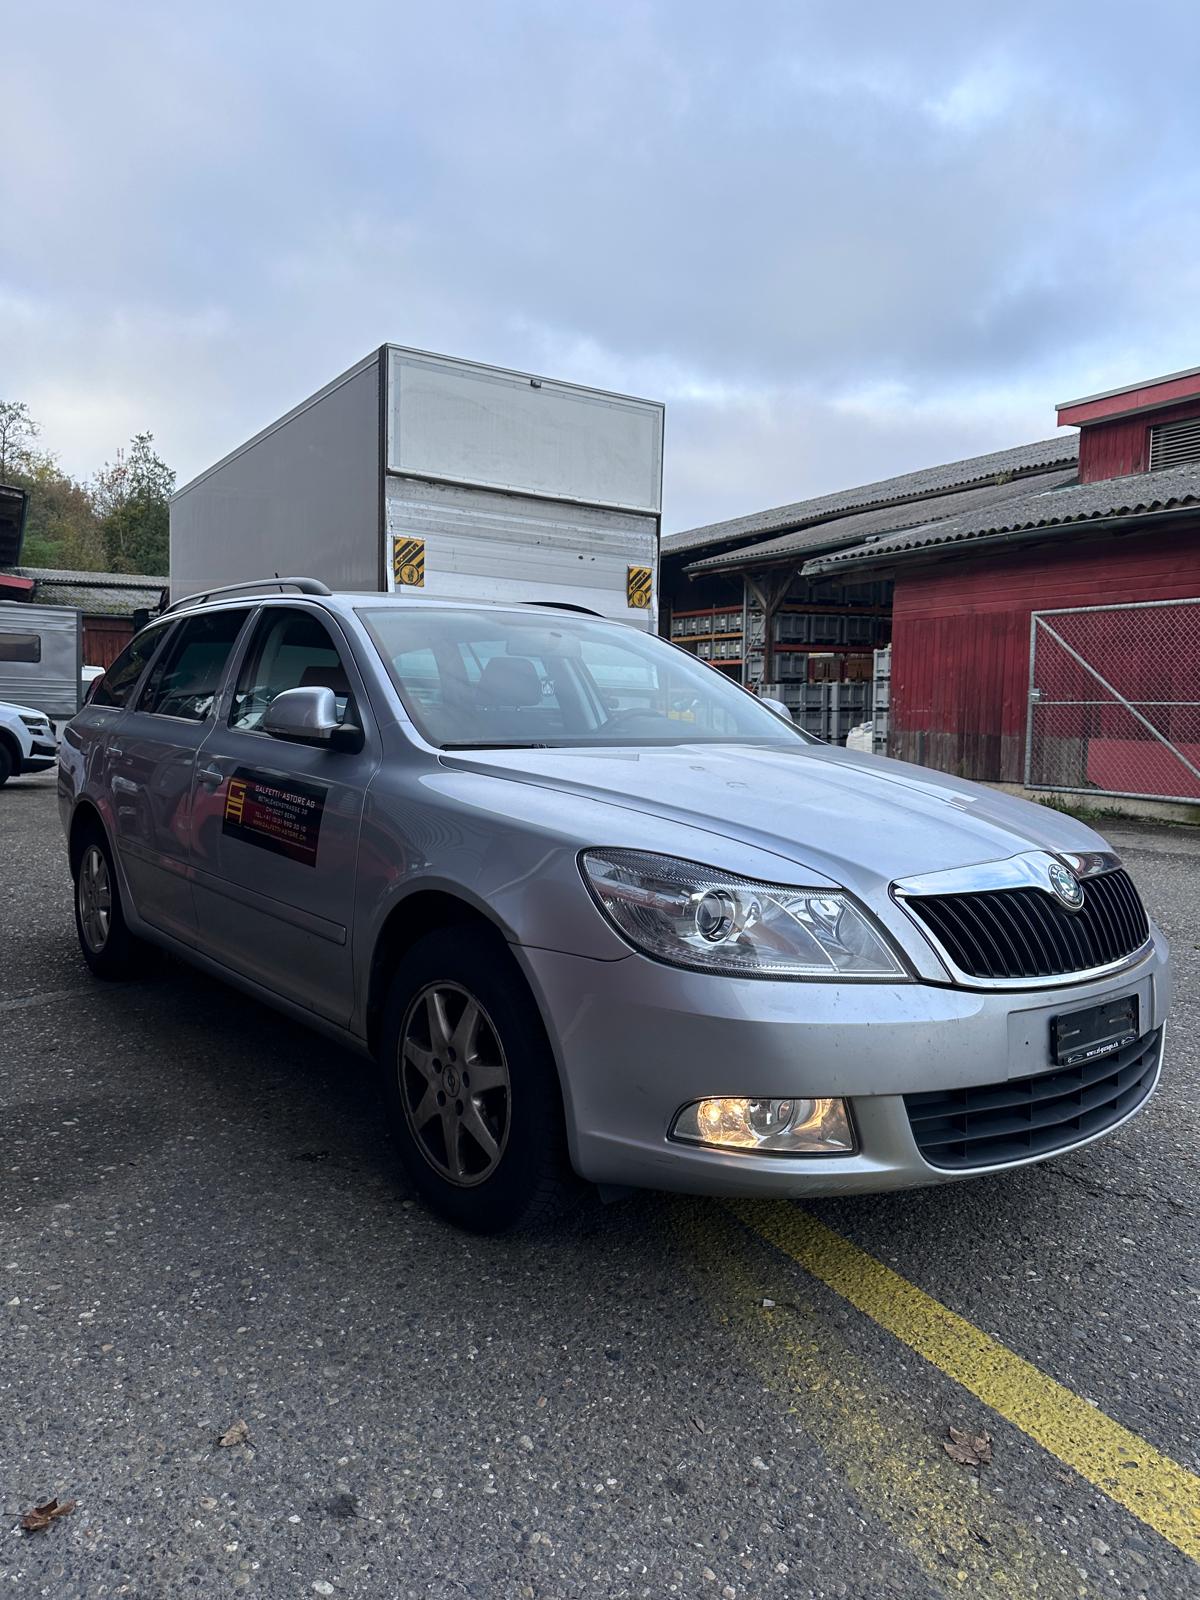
left=4, top=1, right=1198, bottom=532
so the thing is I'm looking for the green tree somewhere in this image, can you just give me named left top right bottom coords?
left=0, top=400, right=102, bottom=569
left=0, top=405, right=175, bottom=575
left=19, top=453, right=105, bottom=569
left=93, top=432, right=175, bottom=575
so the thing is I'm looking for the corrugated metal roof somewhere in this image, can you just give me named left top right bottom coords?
left=685, top=468, right=1079, bottom=574
left=663, top=434, right=1079, bottom=557
left=7, top=566, right=166, bottom=616
left=803, top=461, right=1200, bottom=576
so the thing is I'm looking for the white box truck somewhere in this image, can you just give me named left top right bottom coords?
left=170, top=347, right=664, bottom=628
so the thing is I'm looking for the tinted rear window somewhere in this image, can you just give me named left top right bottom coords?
left=91, top=626, right=169, bottom=708
left=136, top=610, right=251, bottom=722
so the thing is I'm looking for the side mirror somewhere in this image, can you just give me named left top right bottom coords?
left=262, top=686, right=363, bottom=752
left=761, top=697, right=794, bottom=723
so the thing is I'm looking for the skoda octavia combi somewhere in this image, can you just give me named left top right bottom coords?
left=59, top=580, right=1170, bottom=1231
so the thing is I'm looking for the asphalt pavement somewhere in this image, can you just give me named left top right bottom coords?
left=1, top=770, right=1197, bottom=1599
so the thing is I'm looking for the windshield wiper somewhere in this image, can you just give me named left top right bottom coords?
left=440, top=741, right=554, bottom=750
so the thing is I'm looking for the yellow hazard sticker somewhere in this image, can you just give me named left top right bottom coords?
left=392, top=536, right=426, bottom=588
left=626, top=565, right=653, bottom=609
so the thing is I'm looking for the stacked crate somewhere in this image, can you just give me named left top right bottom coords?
left=768, top=679, right=874, bottom=743
left=669, top=606, right=745, bottom=673
left=667, top=579, right=891, bottom=696
left=872, top=646, right=891, bottom=755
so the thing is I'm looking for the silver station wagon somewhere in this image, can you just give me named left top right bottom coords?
left=59, top=578, right=1171, bottom=1232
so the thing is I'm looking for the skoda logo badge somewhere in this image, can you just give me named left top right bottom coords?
left=1049, top=862, right=1084, bottom=910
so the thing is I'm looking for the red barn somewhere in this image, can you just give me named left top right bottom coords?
left=806, top=368, right=1200, bottom=811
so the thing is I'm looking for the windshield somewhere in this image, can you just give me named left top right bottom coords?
left=358, top=607, right=812, bottom=750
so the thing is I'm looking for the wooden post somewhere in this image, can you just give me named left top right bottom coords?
left=744, top=568, right=798, bottom=688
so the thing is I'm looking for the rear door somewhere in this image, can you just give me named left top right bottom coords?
left=109, top=607, right=253, bottom=943
left=189, top=606, right=379, bottom=1025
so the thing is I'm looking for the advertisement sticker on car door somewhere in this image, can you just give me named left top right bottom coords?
left=222, top=769, right=327, bottom=866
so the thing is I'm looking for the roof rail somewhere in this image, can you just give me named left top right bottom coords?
left=163, top=576, right=333, bottom=615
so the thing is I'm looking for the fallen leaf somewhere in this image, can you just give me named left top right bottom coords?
left=21, top=1498, right=76, bottom=1533
left=691, top=1416, right=706, bottom=1434
left=944, top=1426, right=992, bottom=1467
left=217, top=1419, right=250, bottom=1448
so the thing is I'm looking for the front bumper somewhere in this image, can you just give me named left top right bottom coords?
left=22, top=732, right=59, bottom=773
left=518, top=928, right=1171, bottom=1196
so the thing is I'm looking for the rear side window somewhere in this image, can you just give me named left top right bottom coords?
left=0, top=632, right=41, bottom=664
left=137, top=609, right=251, bottom=722
left=91, top=626, right=168, bottom=708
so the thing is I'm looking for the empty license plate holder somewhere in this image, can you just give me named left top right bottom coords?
left=1051, top=994, right=1139, bottom=1068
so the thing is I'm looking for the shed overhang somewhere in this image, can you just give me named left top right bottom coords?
left=1057, top=366, right=1200, bottom=429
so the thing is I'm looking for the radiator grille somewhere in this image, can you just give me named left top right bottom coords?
left=1148, top=416, right=1200, bottom=470
left=905, top=1029, right=1161, bottom=1169
left=905, top=868, right=1149, bottom=981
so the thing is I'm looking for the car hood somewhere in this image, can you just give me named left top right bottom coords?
left=0, top=700, right=51, bottom=721
left=441, top=741, right=1105, bottom=889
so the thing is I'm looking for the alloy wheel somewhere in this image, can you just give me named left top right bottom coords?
left=78, top=844, right=112, bottom=953
left=398, top=982, right=512, bottom=1187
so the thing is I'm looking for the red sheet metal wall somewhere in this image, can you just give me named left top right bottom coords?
left=888, top=525, right=1200, bottom=782
left=1077, top=399, right=1200, bottom=482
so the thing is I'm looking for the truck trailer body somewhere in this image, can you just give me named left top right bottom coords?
left=170, top=347, right=664, bottom=628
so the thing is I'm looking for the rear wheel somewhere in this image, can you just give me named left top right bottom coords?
left=379, top=928, right=575, bottom=1232
left=73, top=827, right=156, bottom=980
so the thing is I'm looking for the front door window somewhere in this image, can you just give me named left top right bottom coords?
left=230, top=609, right=356, bottom=731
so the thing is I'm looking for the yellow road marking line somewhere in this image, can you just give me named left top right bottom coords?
left=673, top=1203, right=1088, bottom=1596
left=731, top=1200, right=1200, bottom=1563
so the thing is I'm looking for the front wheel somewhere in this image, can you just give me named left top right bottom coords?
left=378, top=928, right=575, bottom=1232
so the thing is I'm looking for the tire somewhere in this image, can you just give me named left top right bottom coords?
left=0, top=741, right=13, bottom=786
left=72, top=825, right=156, bottom=981
left=379, top=927, right=575, bottom=1233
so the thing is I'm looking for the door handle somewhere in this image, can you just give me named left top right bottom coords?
left=196, top=765, right=225, bottom=788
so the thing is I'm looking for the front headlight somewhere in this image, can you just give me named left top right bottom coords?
left=19, top=714, right=50, bottom=731
left=580, top=849, right=906, bottom=980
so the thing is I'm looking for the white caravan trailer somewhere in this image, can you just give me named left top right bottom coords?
left=0, top=601, right=84, bottom=719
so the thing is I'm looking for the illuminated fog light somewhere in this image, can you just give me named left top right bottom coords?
left=671, top=1096, right=855, bottom=1155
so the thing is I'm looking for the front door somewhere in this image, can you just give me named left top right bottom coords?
left=109, top=608, right=253, bottom=943
left=189, top=606, right=378, bottom=1026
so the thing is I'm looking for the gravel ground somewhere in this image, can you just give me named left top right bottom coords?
left=1, top=771, right=1197, bottom=1598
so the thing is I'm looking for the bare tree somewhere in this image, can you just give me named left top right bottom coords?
left=0, top=401, right=40, bottom=481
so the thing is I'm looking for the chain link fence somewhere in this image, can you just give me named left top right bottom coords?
left=1026, top=598, right=1200, bottom=802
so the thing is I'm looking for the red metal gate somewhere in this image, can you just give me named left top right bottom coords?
left=1026, top=598, right=1200, bottom=802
